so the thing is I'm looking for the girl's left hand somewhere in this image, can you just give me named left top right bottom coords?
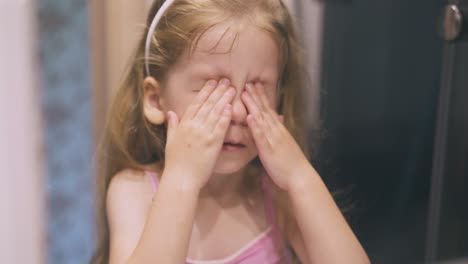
left=242, top=83, right=314, bottom=192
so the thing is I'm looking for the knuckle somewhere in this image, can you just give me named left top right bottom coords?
left=216, top=107, right=225, bottom=117
left=200, top=90, right=210, bottom=98
left=192, top=123, right=203, bottom=135
left=206, top=116, right=216, bottom=127
left=206, top=133, right=216, bottom=145
left=205, top=98, right=215, bottom=108
left=218, top=117, right=229, bottom=127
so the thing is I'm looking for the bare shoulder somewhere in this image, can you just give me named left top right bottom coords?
left=106, top=168, right=154, bottom=263
left=107, top=168, right=153, bottom=208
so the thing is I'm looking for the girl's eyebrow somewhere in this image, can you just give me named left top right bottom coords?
left=187, top=45, right=280, bottom=82
left=189, top=64, right=277, bottom=84
left=189, top=63, right=223, bottom=77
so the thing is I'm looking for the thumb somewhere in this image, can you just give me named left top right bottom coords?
left=166, top=111, right=179, bottom=140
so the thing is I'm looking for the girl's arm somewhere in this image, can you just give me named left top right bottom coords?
left=107, top=170, right=200, bottom=264
left=288, top=166, right=370, bottom=264
left=108, top=79, right=235, bottom=264
left=241, top=83, right=369, bottom=263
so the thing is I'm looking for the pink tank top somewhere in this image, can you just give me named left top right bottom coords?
left=146, top=171, right=293, bottom=264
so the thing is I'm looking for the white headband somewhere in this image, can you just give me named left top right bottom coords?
left=145, top=0, right=176, bottom=76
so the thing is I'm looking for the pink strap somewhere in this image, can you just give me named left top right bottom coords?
left=146, top=171, right=158, bottom=192
left=261, top=174, right=294, bottom=262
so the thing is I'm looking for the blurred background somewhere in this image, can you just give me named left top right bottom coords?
left=1, top=0, right=467, bottom=263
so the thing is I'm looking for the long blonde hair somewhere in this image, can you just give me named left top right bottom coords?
left=91, top=0, right=311, bottom=263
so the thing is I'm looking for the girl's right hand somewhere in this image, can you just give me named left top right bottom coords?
left=162, top=79, right=236, bottom=191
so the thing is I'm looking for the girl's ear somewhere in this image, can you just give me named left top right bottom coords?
left=143, top=77, right=165, bottom=125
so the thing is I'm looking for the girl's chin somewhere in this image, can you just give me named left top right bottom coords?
left=212, top=154, right=257, bottom=175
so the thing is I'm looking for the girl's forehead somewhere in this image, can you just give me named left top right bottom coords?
left=176, top=21, right=281, bottom=82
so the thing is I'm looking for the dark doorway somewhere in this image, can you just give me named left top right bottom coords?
left=317, top=0, right=446, bottom=263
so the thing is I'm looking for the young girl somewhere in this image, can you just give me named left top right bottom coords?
left=92, top=0, right=370, bottom=263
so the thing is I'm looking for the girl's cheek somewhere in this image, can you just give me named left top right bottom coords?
left=168, top=96, right=194, bottom=118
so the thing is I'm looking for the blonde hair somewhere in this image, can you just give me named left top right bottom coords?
left=92, top=0, right=311, bottom=263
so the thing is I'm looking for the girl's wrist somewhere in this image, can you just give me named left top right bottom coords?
left=286, top=164, right=320, bottom=195
left=161, top=167, right=203, bottom=195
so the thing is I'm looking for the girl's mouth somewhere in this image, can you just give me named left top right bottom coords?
left=222, top=142, right=246, bottom=151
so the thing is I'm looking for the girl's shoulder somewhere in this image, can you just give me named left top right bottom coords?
left=107, top=167, right=159, bottom=213
left=108, top=163, right=163, bottom=198
left=109, top=168, right=149, bottom=192
left=105, top=168, right=158, bottom=261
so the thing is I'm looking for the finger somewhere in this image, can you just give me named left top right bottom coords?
left=245, top=83, right=263, bottom=109
left=195, top=78, right=231, bottom=120
left=166, top=111, right=179, bottom=141
left=242, top=90, right=261, bottom=117
left=242, top=91, right=272, bottom=131
left=184, top=80, right=218, bottom=120
left=262, top=108, right=279, bottom=131
left=213, top=104, right=232, bottom=136
left=246, top=114, right=271, bottom=151
left=254, top=82, right=275, bottom=114
left=206, top=87, right=236, bottom=128
left=253, top=83, right=281, bottom=129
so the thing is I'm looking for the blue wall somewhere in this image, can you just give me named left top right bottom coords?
left=38, top=1, right=94, bottom=263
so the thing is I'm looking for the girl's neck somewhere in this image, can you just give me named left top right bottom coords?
left=149, top=161, right=254, bottom=206
left=199, top=168, right=247, bottom=206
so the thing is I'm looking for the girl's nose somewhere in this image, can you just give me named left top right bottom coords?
left=230, top=95, right=247, bottom=125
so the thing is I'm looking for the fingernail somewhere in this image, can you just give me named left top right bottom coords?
left=221, top=78, right=230, bottom=86
left=207, top=80, right=217, bottom=87
left=246, top=83, right=253, bottom=91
